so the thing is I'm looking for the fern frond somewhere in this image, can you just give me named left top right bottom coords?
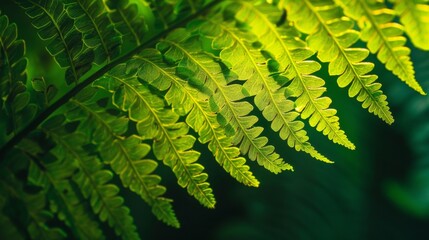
left=43, top=126, right=140, bottom=240
left=65, top=95, right=179, bottom=227
left=128, top=47, right=260, bottom=186
left=0, top=195, right=25, bottom=240
left=104, top=135, right=180, bottom=228
left=27, top=159, right=105, bottom=240
left=284, top=0, right=394, bottom=124
left=0, top=12, right=27, bottom=101
left=64, top=0, right=122, bottom=64
left=0, top=12, right=36, bottom=137
left=106, top=0, right=147, bottom=46
left=337, top=0, right=426, bottom=95
left=95, top=65, right=216, bottom=208
left=147, top=0, right=205, bottom=29
left=199, top=8, right=331, bottom=163
left=391, top=0, right=429, bottom=51
left=18, top=0, right=94, bottom=85
left=158, top=27, right=291, bottom=173
left=231, top=1, right=355, bottom=150
left=0, top=165, right=67, bottom=240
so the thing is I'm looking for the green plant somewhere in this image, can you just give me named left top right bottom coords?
left=0, top=0, right=428, bottom=239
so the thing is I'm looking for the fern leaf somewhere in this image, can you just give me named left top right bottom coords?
left=18, top=0, right=94, bottom=85
left=158, top=27, right=291, bottom=173
left=0, top=12, right=37, bottom=137
left=27, top=160, right=105, bottom=240
left=65, top=95, right=179, bottom=227
left=0, top=12, right=27, bottom=102
left=231, top=1, right=355, bottom=150
left=0, top=195, right=25, bottom=240
left=199, top=10, right=331, bottom=162
left=106, top=0, right=147, bottom=46
left=284, top=0, right=394, bottom=124
left=95, top=65, right=216, bottom=208
left=391, top=0, right=429, bottom=51
left=337, top=0, right=426, bottom=95
left=1, top=164, right=67, bottom=240
left=104, top=135, right=180, bottom=228
left=64, top=0, right=122, bottom=64
left=127, top=47, right=260, bottom=187
left=43, top=126, right=140, bottom=240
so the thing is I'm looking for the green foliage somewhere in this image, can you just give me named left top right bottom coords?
left=0, top=0, right=428, bottom=239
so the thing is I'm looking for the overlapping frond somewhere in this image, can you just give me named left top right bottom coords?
left=65, top=93, right=179, bottom=227
left=230, top=1, right=354, bottom=150
left=42, top=122, right=140, bottom=240
left=0, top=12, right=36, bottom=137
left=105, top=135, right=180, bottom=227
left=147, top=0, right=206, bottom=29
left=0, top=158, right=67, bottom=240
left=159, top=27, right=291, bottom=173
left=106, top=0, right=147, bottom=46
left=337, top=0, right=425, bottom=95
left=27, top=158, right=105, bottom=240
left=284, top=0, right=394, bottom=124
left=127, top=47, right=260, bottom=186
left=18, top=0, right=94, bottom=85
left=94, top=65, right=216, bottom=208
left=64, top=0, right=122, bottom=64
left=198, top=4, right=331, bottom=162
left=391, top=0, right=429, bottom=51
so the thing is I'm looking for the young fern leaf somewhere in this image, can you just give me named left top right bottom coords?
left=0, top=195, right=25, bottom=240
left=43, top=123, right=140, bottom=240
left=159, top=26, right=291, bottom=173
left=106, top=0, right=147, bottom=47
left=0, top=163, right=67, bottom=240
left=0, top=12, right=37, bottom=137
left=202, top=5, right=331, bottom=163
left=231, top=1, right=355, bottom=150
left=18, top=0, right=95, bottom=85
left=127, top=47, right=260, bottom=186
left=336, top=0, right=426, bottom=95
left=284, top=0, right=394, bottom=124
left=391, top=0, right=429, bottom=51
left=0, top=12, right=27, bottom=109
left=95, top=65, right=216, bottom=208
left=65, top=96, right=179, bottom=227
left=64, top=0, right=122, bottom=64
left=27, top=159, right=105, bottom=240
left=105, top=136, right=180, bottom=228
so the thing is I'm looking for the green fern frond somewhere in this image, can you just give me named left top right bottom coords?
left=1, top=164, right=67, bottom=239
left=284, top=0, right=394, bottom=124
left=200, top=5, right=331, bottom=163
left=159, top=26, right=291, bottom=173
left=391, top=0, right=429, bottom=51
left=65, top=95, right=179, bottom=227
left=43, top=125, right=140, bottom=240
left=106, top=0, right=147, bottom=46
left=0, top=11, right=27, bottom=101
left=127, top=46, right=259, bottom=186
left=231, top=1, right=355, bottom=150
left=64, top=0, right=122, bottom=64
left=0, top=12, right=37, bottom=137
left=337, top=0, right=425, bottom=95
left=17, top=0, right=94, bottom=85
left=0, top=195, right=24, bottom=240
left=95, top=65, right=217, bottom=208
left=27, top=159, right=105, bottom=240
left=103, top=135, right=180, bottom=228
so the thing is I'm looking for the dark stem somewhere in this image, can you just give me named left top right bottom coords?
left=0, top=0, right=221, bottom=161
